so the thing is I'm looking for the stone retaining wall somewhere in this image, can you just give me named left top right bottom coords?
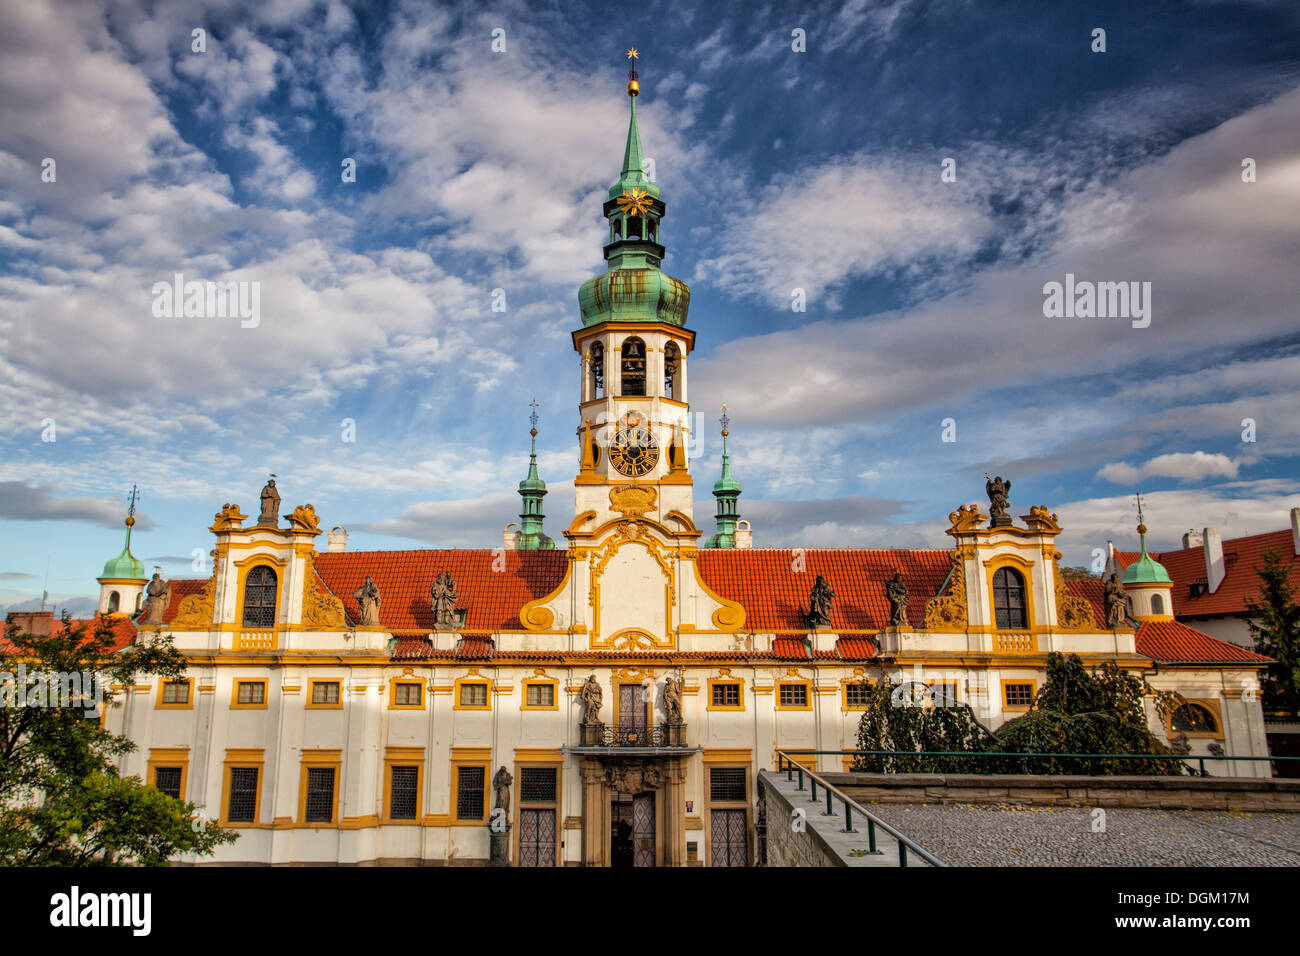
left=820, top=772, right=1300, bottom=812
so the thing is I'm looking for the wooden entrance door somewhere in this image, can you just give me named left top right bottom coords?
left=611, top=791, right=656, bottom=867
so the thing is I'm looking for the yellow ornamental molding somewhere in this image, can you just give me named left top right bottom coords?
left=610, top=484, right=657, bottom=518
left=301, top=557, right=346, bottom=629
left=210, top=503, right=247, bottom=533
left=947, top=503, right=986, bottom=534
left=286, top=504, right=322, bottom=533
left=1022, top=505, right=1063, bottom=535
left=588, top=525, right=677, bottom=609
left=922, top=550, right=969, bottom=631
left=171, top=577, right=216, bottom=629
left=1053, top=556, right=1095, bottom=631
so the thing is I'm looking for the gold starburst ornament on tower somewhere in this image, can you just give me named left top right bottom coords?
left=616, top=187, right=652, bottom=217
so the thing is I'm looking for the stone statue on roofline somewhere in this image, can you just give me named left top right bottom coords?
left=985, top=474, right=1011, bottom=527
left=353, top=575, right=381, bottom=626
left=138, top=569, right=171, bottom=626
left=1104, top=572, right=1129, bottom=628
left=886, top=572, right=909, bottom=627
left=807, top=575, right=835, bottom=629
left=430, top=571, right=459, bottom=628
left=258, top=475, right=280, bottom=527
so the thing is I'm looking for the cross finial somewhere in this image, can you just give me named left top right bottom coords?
left=126, top=484, right=139, bottom=518
left=719, top=403, right=730, bottom=434
left=1135, top=490, right=1145, bottom=525
left=528, top=398, right=540, bottom=431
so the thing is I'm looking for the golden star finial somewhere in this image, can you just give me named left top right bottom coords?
left=626, top=48, right=639, bottom=60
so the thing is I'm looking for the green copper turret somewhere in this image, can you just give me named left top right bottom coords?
left=705, top=410, right=742, bottom=548
left=578, top=56, right=691, bottom=328
left=517, top=404, right=555, bottom=550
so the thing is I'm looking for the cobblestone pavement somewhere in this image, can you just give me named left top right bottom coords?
left=864, top=803, right=1300, bottom=866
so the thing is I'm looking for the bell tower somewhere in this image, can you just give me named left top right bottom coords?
left=573, top=51, right=695, bottom=529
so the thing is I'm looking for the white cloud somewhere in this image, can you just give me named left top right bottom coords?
left=1096, top=451, right=1243, bottom=485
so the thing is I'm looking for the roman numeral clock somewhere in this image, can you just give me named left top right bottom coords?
left=609, top=412, right=659, bottom=477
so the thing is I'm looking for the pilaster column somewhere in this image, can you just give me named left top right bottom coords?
left=581, top=758, right=605, bottom=867
left=663, top=757, right=688, bottom=867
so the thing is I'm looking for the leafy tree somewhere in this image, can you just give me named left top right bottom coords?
left=852, top=680, right=997, bottom=774
left=1244, top=548, right=1300, bottom=715
left=0, top=611, right=235, bottom=865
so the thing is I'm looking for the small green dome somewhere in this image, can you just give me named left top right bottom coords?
left=1122, top=527, right=1172, bottom=585
left=101, top=540, right=145, bottom=580
left=579, top=268, right=690, bottom=327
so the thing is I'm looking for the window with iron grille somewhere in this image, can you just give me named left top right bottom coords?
left=1004, top=682, right=1035, bottom=708
left=844, top=682, right=871, bottom=707
left=709, top=767, right=746, bottom=802
left=161, top=680, right=189, bottom=705
left=520, top=767, right=557, bottom=803
left=711, top=682, right=740, bottom=707
left=456, top=766, right=485, bottom=820
left=459, top=682, right=488, bottom=707
left=242, top=565, right=277, bottom=627
left=389, top=766, right=419, bottom=820
left=992, top=567, right=1027, bottom=630
left=525, top=683, right=554, bottom=707
left=154, top=766, right=182, bottom=799
left=236, top=681, right=265, bottom=705
left=394, top=682, right=422, bottom=707
left=778, top=683, right=807, bottom=707
left=312, top=681, right=340, bottom=705
left=305, top=767, right=336, bottom=822
left=227, top=767, right=258, bottom=823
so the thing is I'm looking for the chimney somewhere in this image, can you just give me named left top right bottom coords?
left=734, top=519, right=753, bottom=549
left=1292, top=508, right=1300, bottom=557
left=327, top=526, right=347, bottom=553
left=503, top=523, right=521, bottom=550
left=1204, top=527, right=1225, bottom=594
left=7, top=611, right=54, bottom=636
left=1182, top=529, right=1203, bottom=549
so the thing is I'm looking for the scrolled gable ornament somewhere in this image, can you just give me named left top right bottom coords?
left=286, top=504, right=322, bottom=533
left=922, top=550, right=969, bottom=631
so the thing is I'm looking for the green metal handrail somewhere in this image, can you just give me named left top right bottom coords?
left=778, top=749, right=1294, bottom=778
left=773, top=751, right=946, bottom=868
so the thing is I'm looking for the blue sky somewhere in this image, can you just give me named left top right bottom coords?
left=2, top=0, right=1299, bottom=612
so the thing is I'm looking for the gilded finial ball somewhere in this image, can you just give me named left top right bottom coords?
left=530, top=428, right=537, bottom=437
left=125, top=516, right=135, bottom=528
left=722, top=429, right=729, bottom=437
left=627, top=78, right=639, bottom=97
left=1137, top=523, right=1147, bottom=535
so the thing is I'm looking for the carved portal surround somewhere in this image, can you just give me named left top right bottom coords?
left=580, top=755, right=688, bottom=867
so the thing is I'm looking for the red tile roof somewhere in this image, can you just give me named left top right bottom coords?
left=696, top=548, right=954, bottom=632
left=1133, top=618, right=1271, bottom=665
left=160, top=578, right=208, bottom=624
left=772, top=637, right=810, bottom=659
left=1066, top=578, right=1106, bottom=627
left=2, top=614, right=137, bottom=655
left=314, top=550, right=568, bottom=632
left=1114, top=529, right=1299, bottom=618
left=835, top=637, right=878, bottom=660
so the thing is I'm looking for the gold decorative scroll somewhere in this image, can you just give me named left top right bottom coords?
left=171, top=577, right=215, bottom=629
left=610, top=484, right=657, bottom=518
left=210, top=503, right=247, bottom=533
left=947, top=504, right=986, bottom=534
left=1022, top=505, right=1064, bottom=535
left=1054, top=555, right=1094, bottom=631
left=922, top=550, right=969, bottom=631
left=286, top=504, right=322, bottom=533
left=301, top=557, right=346, bottom=629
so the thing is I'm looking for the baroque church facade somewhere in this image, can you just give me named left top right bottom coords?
left=91, top=69, right=1272, bottom=866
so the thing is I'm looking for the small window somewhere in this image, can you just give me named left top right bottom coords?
left=709, top=767, right=747, bottom=802
left=389, top=766, right=419, bottom=821
left=304, top=767, right=336, bottom=823
left=590, top=342, right=605, bottom=398
left=311, top=681, right=341, bottom=706
left=520, top=767, right=557, bottom=803
left=1170, top=703, right=1218, bottom=735
left=242, top=565, right=277, bottom=627
left=993, top=567, right=1028, bottom=630
left=456, top=766, right=485, bottom=820
left=664, top=343, right=680, bottom=400
left=227, top=767, right=258, bottom=823
left=1151, top=593, right=1165, bottom=615
left=844, top=682, right=871, bottom=708
left=620, top=337, right=646, bottom=396
left=1189, top=582, right=1207, bottom=598
left=394, top=682, right=423, bottom=707
left=107, top=591, right=120, bottom=613
left=236, top=681, right=265, bottom=706
left=1004, top=682, right=1035, bottom=709
left=154, top=767, right=182, bottom=800
left=778, top=683, right=808, bottom=708
left=459, top=682, right=488, bottom=707
left=526, top=683, right=554, bottom=708
left=929, top=682, right=958, bottom=705
left=711, top=682, right=741, bottom=708
left=161, top=680, right=190, bottom=705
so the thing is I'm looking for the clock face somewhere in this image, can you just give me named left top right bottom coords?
left=609, top=419, right=660, bottom=477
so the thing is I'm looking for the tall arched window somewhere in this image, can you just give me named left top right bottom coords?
left=1170, top=703, right=1217, bottom=735
left=992, top=567, right=1027, bottom=630
left=664, top=343, right=680, bottom=400
left=242, top=566, right=278, bottom=627
left=1151, top=593, right=1165, bottom=615
left=621, top=337, right=646, bottom=396
left=589, top=342, right=604, bottom=399
left=107, top=591, right=120, bottom=613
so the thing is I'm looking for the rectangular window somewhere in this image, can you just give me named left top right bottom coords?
left=311, top=681, right=341, bottom=706
left=929, top=682, right=958, bottom=705
left=389, top=766, right=419, bottom=821
left=394, top=682, right=422, bottom=707
left=525, top=683, right=554, bottom=708
left=456, top=766, right=485, bottom=820
left=459, top=682, right=488, bottom=707
left=236, top=681, right=265, bottom=705
left=520, top=767, right=557, bottom=803
left=711, top=682, right=741, bottom=708
left=227, top=767, right=259, bottom=823
left=154, top=766, right=183, bottom=800
left=778, top=683, right=808, bottom=708
left=709, top=767, right=746, bottom=802
left=161, top=680, right=190, bottom=705
left=844, top=682, right=871, bottom=708
left=304, top=767, right=336, bottom=823
left=1004, top=682, right=1035, bottom=709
